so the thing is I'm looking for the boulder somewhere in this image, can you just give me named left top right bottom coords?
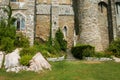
left=0, top=51, right=4, bottom=68
left=29, top=52, right=51, bottom=72
left=112, top=56, right=120, bottom=62
left=4, top=49, right=20, bottom=71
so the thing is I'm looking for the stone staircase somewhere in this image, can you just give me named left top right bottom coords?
left=66, top=49, right=78, bottom=61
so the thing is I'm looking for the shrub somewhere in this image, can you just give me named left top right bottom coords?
left=71, top=44, right=95, bottom=59
left=14, top=33, right=30, bottom=48
left=0, top=37, right=15, bottom=53
left=20, top=55, right=33, bottom=66
left=20, top=47, right=37, bottom=66
left=108, top=38, right=120, bottom=57
left=94, top=52, right=112, bottom=58
left=20, top=47, right=37, bottom=57
left=55, top=28, right=67, bottom=51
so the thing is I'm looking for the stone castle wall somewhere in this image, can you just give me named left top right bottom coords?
left=36, top=0, right=74, bottom=47
left=10, top=0, right=35, bottom=46
left=0, top=0, right=120, bottom=51
left=78, top=0, right=110, bottom=51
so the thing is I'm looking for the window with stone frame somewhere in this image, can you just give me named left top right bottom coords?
left=98, top=2, right=108, bottom=14
left=14, top=13, right=25, bottom=31
left=63, top=26, right=67, bottom=39
left=116, top=2, right=120, bottom=14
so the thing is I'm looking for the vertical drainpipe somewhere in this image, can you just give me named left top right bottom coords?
left=108, top=0, right=114, bottom=43
left=34, top=0, right=36, bottom=42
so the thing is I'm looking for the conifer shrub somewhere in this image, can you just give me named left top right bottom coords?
left=55, top=28, right=67, bottom=51
left=0, top=37, right=15, bottom=53
left=71, top=44, right=95, bottom=59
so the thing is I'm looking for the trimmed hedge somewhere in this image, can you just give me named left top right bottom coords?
left=71, top=44, right=95, bottom=59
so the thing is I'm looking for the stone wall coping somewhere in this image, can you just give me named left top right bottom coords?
left=47, top=56, right=65, bottom=62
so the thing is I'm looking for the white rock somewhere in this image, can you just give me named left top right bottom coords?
left=4, top=49, right=20, bottom=69
left=0, top=51, right=4, bottom=68
left=112, top=56, right=120, bottom=62
left=29, top=52, right=51, bottom=72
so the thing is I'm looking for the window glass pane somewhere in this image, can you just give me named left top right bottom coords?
left=17, top=18, right=20, bottom=31
left=21, top=18, right=25, bottom=30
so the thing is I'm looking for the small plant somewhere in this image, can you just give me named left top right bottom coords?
left=20, top=55, right=33, bottom=66
left=20, top=47, right=37, bottom=57
left=20, top=47, right=37, bottom=66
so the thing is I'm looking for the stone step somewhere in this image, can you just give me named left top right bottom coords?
left=66, top=49, right=78, bottom=61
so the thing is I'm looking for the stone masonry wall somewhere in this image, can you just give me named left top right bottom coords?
left=36, top=15, right=50, bottom=41
left=25, top=0, right=35, bottom=46
left=11, top=0, right=35, bottom=46
left=114, top=1, right=120, bottom=37
left=36, top=0, right=74, bottom=47
left=59, top=16, right=74, bottom=47
left=78, top=0, right=109, bottom=51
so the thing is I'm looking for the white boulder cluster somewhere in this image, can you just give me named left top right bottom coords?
left=0, top=51, right=4, bottom=68
left=0, top=49, right=51, bottom=73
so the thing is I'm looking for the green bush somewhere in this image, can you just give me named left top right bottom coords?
left=94, top=52, right=112, bottom=58
left=71, top=44, right=95, bottom=59
left=55, top=28, right=67, bottom=51
left=0, top=37, right=15, bottom=53
left=108, top=38, right=120, bottom=57
left=20, top=55, right=33, bottom=66
left=20, top=47, right=37, bottom=66
left=20, top=47, right=37, bottom=57
left=14, top=33, right=30, bottom=48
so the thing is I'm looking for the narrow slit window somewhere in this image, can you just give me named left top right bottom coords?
left=116, top=2, right=120, bottom=14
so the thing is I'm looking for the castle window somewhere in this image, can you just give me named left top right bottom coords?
left=16, top=18, right=20, bottom=30
left=14, top=13, right=25, bottom=31
left=63, top=26, right=67, bottom=39
left=116, top=2, right=120, bottom=14
left=98, top=2, right=108, bottom=13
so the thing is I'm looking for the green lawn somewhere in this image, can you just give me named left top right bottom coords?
left=0, top=61, right=120, bottom=80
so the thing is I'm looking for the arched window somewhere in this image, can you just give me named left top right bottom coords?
left=98, top=2, right=108, bottom=13
left=14, top=13, right=25, bottom=31
left=116, top=2, right=120, bottom=14
left=16, top=18, right=20, bottom=31
left=63, top=26, right=67, bottom=39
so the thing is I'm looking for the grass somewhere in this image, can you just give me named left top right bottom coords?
left=0, top=61, right=120, bottom=80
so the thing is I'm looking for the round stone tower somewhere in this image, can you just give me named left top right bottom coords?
left=77, top=0, right=110, bottom=51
